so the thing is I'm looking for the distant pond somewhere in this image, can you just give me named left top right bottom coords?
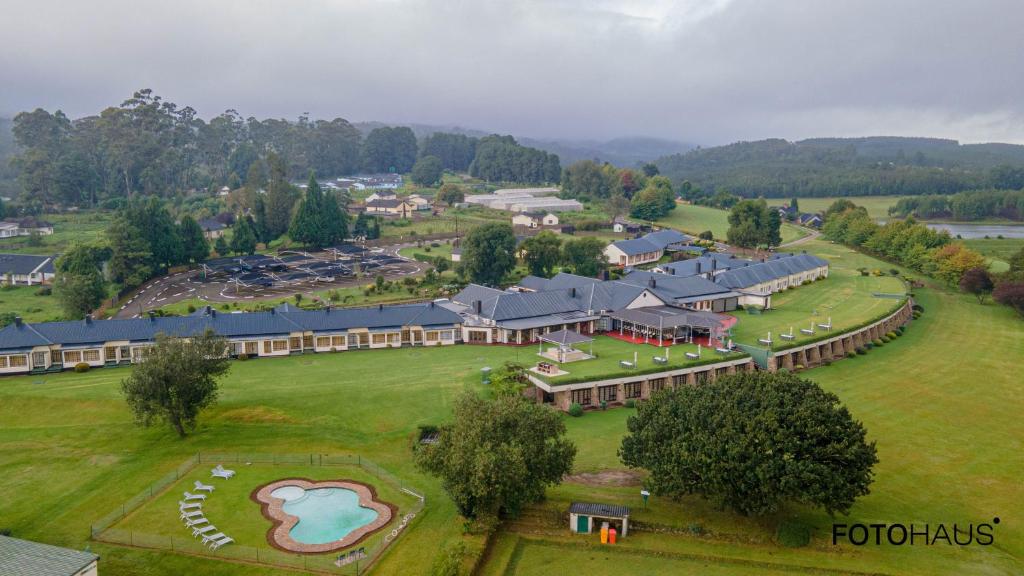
left=926, top=223, right=1024, bottom=239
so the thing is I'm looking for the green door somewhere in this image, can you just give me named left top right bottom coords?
left=576, top=514, right=589, bottom=533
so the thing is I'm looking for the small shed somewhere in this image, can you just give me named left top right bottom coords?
left=569, top=502, right=630, bottom=536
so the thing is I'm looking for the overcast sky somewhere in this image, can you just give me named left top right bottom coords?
left=2, top=0, right=1023, bottom=145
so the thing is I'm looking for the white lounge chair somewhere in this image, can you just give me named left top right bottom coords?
left=201, top=531, right=226, bottom=545
left=179, top=501, right=202, bottom=510
left=183, top=491, right=207, bottom=501
left=209, top=535, right=234, bottom=550
left=194, top=480, right=215, bottom=493
left=180, top=510, right=204, bottom=521
left=193, top=524, right=217, bottom=537
left=184, top=516, right=209, bottom=528
left=211, top=465, right=235, bottom=479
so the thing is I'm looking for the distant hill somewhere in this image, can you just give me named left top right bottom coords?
left=655, top=137, right=1024, bottom=198
left=354, top=121, right=693, bottom=166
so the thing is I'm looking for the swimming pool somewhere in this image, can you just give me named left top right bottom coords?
left=255, top=479, right=393, bottom=553
left=270, top=485, right=379, bottom=545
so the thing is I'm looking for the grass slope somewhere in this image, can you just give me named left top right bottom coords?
left=656, top=204, right=807, bottom=244
left=794, top=196, right=909, bottom=221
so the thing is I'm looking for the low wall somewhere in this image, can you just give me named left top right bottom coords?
left=531, top=299, right=914, bottom=412
left=767, top=299, right=913, bottom=372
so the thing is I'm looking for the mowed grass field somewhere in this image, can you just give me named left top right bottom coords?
left=727, top=240, right=907, bottom=346
left=480, top=283, right=1024, bottom=576
left=964, top=237, right=1024, bottom=273
left=0, top=241, right=1021, bottom=574
left=795, top=196, right=909, bottom=220
left=0, top=211, right=114, bottom=255
left=0, top=285, right=65, bottom=323
left=656, top=204, right=808, bottom=244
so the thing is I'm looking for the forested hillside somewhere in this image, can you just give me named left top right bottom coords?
left=656, top=137, right=1024, bottom=198
left=0, top=117, right=17, bottom=198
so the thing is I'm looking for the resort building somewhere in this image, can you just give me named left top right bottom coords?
left=0, top=217, right=54, bottom=237
left=0, top=535, right=99, bottom=576
left=512, top=212, right=560, bottom=228
left=0, top=302, right=462, bottom=375
left=604, top=229, right=691, bottom=267
left=198, top=218, right=226, bottom=240
left=0, top=253, right=57, bottom=285
left=365, top=190, right=397, bottom=203
left=364, top=198, right=416, bottom=218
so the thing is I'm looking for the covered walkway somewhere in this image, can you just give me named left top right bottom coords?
left=607, top=306, right=736, bottom=347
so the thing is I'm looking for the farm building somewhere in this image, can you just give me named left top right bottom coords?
left=0, top=253, right=57, bottom=285
left=604, top=229, right=691, bottom=267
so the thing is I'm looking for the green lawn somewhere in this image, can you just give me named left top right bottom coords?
left=533, top=335, right=746, bottom=385
left=0, top=211, right=114, bottom=255
left=963, top=237, right=1024, bottom=273
left=398, top=243, right=453, bottom=260
left=727, top=240, right=907, bottom=347
left=656, top=204, right=807, bottom=244
left=794, top=196, right=910, bottom=221
left=480, top=283, right=1024, bottom=576
left=2, top=239, right=1022, bottom=575
left=113, top=461, right=419, bottom=560
left=0, top=285, right=65, bottom=323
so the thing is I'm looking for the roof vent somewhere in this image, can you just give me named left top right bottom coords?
left=14, top=316, right=22, bottom=327
left=205, top=305, right=212, bottom=315
left=648, top=277, right=656, bottom=288
left=148, top=311, right=156, bottom=322
left=695, top=262, right=701, bottom=274
left=84, top=315, right=92, bottom=325
left=210, top=309, right=216, bottom=317
left=570, top=287, right=576, bottom=298
left=270, top=307, right=275, bottom=315
left=379, top=303, right=384, bottom=311
left=429, top=301, right=435, bottom=308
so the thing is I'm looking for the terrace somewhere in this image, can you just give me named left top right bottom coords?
left=529, top=335, right=747, bottom=385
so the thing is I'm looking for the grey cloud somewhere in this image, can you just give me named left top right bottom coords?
left=1, top=0, right=1022, bottom=144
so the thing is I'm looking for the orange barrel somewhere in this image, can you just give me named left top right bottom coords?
left=600, top=522, right=609, bottom=544
left=609, top=527, right=617, bottom=544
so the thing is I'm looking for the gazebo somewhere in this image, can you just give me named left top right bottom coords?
left=538, top=329, right=594, bottom=363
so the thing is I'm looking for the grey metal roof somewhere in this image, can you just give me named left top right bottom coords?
left=643, top=229, right=690, bottom=249
left=608, top=306, right=732, bottom=330
left=452, top=284, right=505, bottom=306
left=569, top=502, right=630, bottom=518
left=538, top=329, right=593, bottom=346
left=0, top=535, right=98, bottom=576
left=715, top=253, right=829, bottom=289
left=0, top=303, right=463, bottom=351
left=621, top=271, right=731, bottom=301
left=515, top=275, right=551, bottom=291
left=609, top=237, right=660, bottom=256
left=198, top=218, right=225, bottom=231
left=0, top=253, right=56, bottom=276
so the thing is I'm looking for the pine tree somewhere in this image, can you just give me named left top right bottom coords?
left=230, top=216, right=257, bottom=255
left=289, top=173, right=330, bottom=248
left=178, top=215, right=209, bottom=264
left=214, top=235, right=229, bottom=256
left=322, top=191, right=349, bottom=245
left=252, top=195, right=270, bottom=244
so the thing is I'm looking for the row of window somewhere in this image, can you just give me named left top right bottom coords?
left=0, top=355, right=27, bottom=368
left=567, top=373, right=722, bottom=405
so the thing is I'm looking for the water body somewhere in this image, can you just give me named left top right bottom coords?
left=925, top=223, right=1024, bottom=239
left=270, top=485, right=378, bottom=545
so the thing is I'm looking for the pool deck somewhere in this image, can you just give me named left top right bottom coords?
left=252, top=478, right=395, bottom=554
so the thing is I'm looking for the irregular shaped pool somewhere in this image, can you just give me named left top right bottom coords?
left=269, top=485, right=379, bottom=545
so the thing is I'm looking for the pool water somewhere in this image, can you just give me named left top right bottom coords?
left=270, top=485, right=379, bottom=545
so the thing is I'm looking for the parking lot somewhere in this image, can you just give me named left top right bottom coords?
left=114, top=244, right=426, bottom=318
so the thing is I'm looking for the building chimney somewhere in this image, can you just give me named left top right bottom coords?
left=570, top=287, right=576, bottom=298
left=147, top=311, right=156, bottom=322
left=429, top=301, right=435, bottom=308
left=270, top=307, right=275, bottom=315
left=648, top=277, right=656, bottom=288
left=474, top=300, right=482, bottom=314
left=712, top=259, right=717, bottom=271
left=205, top=305, right=212, bottom=315
left=14, top=316, right=23, bottom=327
left=695, top=262, right=701, bottom=275
left=84, top=315, right=92, bottom=325
left=210, top=309, right=216, bottom=317
left=378, top=303, right=384, bottom=311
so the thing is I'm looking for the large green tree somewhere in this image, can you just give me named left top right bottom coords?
left=437, top=183, right=465, bottom=206
left=726, top=198, right=780, bottom=249
left=288, top=174, right=348, bottom=249
left=415, top=391, right=576, bottom=518
left=53, top=244, right=107, bottom=318
left=411, top=155, right=444, bottom=187
left=520, top=231, right=562, bottom=278
left=361, top=126, right=418, bottom=173
left=620, top=371, right=878, bottom=516
left=120, top=329, right=231, bottom=437
left=630, top=176, right=676, bottom=220
left=461, top=223, right=517, bottom=286
left=561, top=237, right=608, bottom=277
left=262, top=152, right=299, bottom=240
left=106, top=214, right=153, bottom=288
left=178, top=215, right=209, bottom=264
left=229, top=215, right=258, bottom=255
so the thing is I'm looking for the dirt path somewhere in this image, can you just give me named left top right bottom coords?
left=564, top=469, right=643, bottom=487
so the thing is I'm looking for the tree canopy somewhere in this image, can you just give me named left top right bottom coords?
left=726, top=198, right=781, bottom=248
left=411, top=155, right=444, bottom=187
left=288, top=174, right=348, bottom=249
left=53, top=244, right=107, bottom=318
left=361, top=126, right=417, bottom=173
left=561, top=237, right=608, bottom=277
left=520, top=231, right=562, bottom=277
left=461, top=223, right=517, bottom=286
left=620, top=371, right=878, bottom=516
left=120, top=329, right=231, bottom=437
left=414, top=391, right=575, bottom=518
left=469, top=135, right=560, bottom=184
